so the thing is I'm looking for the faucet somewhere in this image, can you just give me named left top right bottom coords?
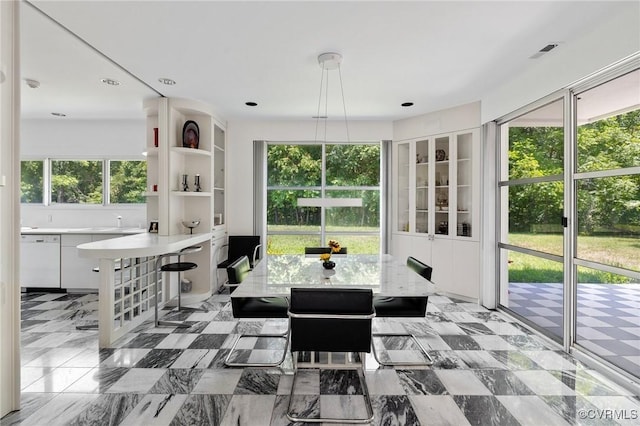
left=117, top=215, right=122, bottom=228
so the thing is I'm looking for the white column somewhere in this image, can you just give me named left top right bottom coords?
left=0, top=0, right=21, bottom=417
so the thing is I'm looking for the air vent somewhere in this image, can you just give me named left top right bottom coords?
left=530, top=43, right=559, bottom=59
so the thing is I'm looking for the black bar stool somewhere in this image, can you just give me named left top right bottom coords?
left=154, top=245, right=205, bottom=328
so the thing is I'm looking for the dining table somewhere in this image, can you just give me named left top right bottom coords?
left=230, top=253, right=438, bottom=299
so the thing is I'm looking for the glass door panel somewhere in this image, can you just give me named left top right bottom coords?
left=456, top=132, right=473, bottom=237
left=434, top=136, right=450, bottom=235
left=576, top=265, right=639, bottom=374
left=415, top=139, right=429, bottom=234
left=397, top=143, right=410, bottom=232
left=498, top=98, right=564, bottom=342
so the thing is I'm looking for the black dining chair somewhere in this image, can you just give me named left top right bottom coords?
left=286, top=287, right=375, bottom=424
left=216, top=235, right=262, bottom=291
left=224, top=256, right=289, bottom=367
left=304, top=246, right=348, bottom=255
left=371, top=256, right=434, bottom=366
left=217, top=235, right=262, bottom=268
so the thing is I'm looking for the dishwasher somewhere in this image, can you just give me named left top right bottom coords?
left=20, top=234, right=61, bottom=288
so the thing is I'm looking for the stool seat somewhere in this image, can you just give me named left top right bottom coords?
left=160, top=262, right=198, bottom=273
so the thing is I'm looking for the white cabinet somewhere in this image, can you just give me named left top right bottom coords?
left=144, top=97, right=226, bottom=303
left=62, top=234, right=95, bottom=290
left=61, top=234, right=123, bottom=291
left=392, top=128, right=480, bottom=300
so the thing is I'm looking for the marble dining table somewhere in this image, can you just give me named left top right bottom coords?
left=230, top=254, right=437, bottom=298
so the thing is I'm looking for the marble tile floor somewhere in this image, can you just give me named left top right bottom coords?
left=508, top=282, right=640, bottom=377
left=2, top=291, right=639, bottom=426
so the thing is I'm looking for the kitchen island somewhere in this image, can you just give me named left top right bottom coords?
left=78, top=232, right=213, bottom=347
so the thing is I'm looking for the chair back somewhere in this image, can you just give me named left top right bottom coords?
left=304, top=246, right=348, bottom=255
left=227, top=255, right=251, bottom=285
left=407, top=256, right=433, bottom=281
left=289, top=288, right=373, bottom=353
left=228, top=236, right=261, bottom=267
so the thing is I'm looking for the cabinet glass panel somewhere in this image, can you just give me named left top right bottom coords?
left=456, top=132, right=473, bottom=237
left=434, top=136, right=450, bottom=235
left=415, top=139, right=429, bottom=233
left=397, top=143, right=410, bottom=232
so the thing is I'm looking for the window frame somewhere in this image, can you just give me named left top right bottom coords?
left=20, top=157, right=147, bottom=206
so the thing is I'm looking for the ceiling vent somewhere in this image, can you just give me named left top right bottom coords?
left=529, top=43, right=559, bottom=59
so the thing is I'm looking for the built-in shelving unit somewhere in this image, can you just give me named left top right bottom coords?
left=144, top=97, right=227, bottom=304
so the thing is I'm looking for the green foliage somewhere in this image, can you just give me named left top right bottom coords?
left=266, top=143, right=381, bottom=228
left=110, top=160, right=147, bottom=203
left=20, top=161, right=43, bottom=203
left=51, top=160, right=103, bottom=204
left=507, top=109, right=640, bottom=237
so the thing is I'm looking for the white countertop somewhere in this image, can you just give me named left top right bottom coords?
left=21, top=227, right=145, bottom=235
left=77, top=232, right=212, bottom=259
left=231, top=254, right=437, bottom=298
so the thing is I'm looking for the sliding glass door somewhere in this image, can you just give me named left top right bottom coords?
left=573, top=70, right=640, bottom=376
left=497, top=66, right=640, bottom=379
left=498, top=98, right=565, bottom=342
left=266, top=142, right=381, bottom=254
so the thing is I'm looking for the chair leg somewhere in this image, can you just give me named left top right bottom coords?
left=155, top=256, right=190, bottom=329
left=224, top=327, right=290, bottom=367
left=286, top=352, right=374, bottom=424
left=371, top=333, right=434, bottom=367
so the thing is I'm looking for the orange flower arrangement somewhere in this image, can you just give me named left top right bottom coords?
left=328, top=239, right=341, bottom=253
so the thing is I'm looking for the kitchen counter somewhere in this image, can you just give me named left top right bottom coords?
left=77, top=232, right=212, bottom=259
left=21, top=227, right=145, bottom=235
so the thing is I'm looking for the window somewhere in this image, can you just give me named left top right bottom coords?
left=20, top=159, right=147, bottom=205
left=266, top=142, right=381, bottom=254
left=109, top=160, right=147, bottom=204
left=51, top=160, right=103, bottom=204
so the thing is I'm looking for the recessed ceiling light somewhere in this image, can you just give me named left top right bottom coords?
left=100, top=78, right=120, bottom=86
left=245, top=101, right=258, bottom=107
left=401, top=102, right=414, bottom=107
left=51, top=112, right=66, bottom=117
left=158, top=78, right=176, bottom=85
left=312, top=115, right=328, bottom=119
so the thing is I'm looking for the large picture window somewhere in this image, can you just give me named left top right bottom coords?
left=266, top=142, right=381, bottom=254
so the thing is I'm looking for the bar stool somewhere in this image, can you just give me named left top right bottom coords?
left=154, top=245, right=205, bottom=328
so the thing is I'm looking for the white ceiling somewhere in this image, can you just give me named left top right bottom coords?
left=20, top=1, right=635, bottom=122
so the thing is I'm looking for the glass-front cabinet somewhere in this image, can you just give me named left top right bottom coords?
left=394, top=129, right=479, bottom=240
left=397, top=143, right=410, bottom=232
left=415, top=139, right=429, bottom=233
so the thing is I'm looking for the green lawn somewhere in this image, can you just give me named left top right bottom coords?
left=508, top=233, right=639, bottom=283
left=267, top=225, right=380, bottom=254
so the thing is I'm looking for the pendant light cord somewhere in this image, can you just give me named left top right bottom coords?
left=338, top=65, right=351, bottom=143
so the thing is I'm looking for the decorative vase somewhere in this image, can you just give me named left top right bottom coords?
left=322, top=260, right=336, bottom=270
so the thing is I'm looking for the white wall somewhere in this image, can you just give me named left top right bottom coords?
left=482, top=4, right=640, bottom=123
left=20, top=118, right=147, bottom=228
left=225, top=119, right=393, bottom=234
left=393, top=101, right=481, bottom=141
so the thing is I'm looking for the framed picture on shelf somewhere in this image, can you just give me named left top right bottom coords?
left=182, top=120, right=199, bottom=149
left=148, top=220, right=159, bottom=233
